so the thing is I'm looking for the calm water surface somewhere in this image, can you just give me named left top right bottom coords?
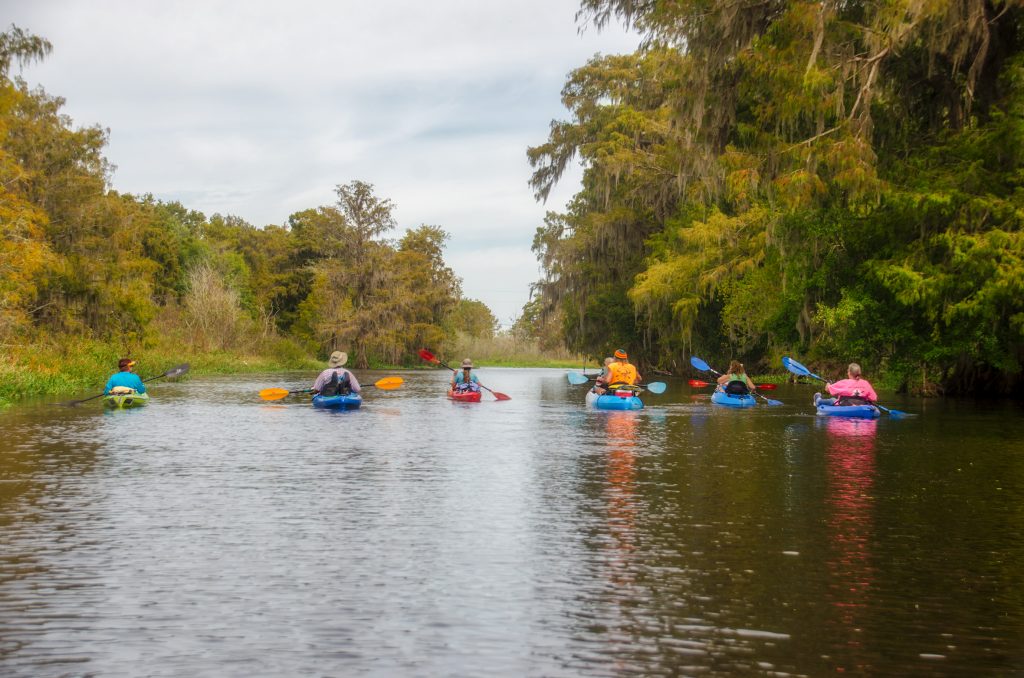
left=1, top=368, right=1023, bottom=676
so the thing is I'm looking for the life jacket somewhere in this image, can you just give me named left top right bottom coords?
left=836, top=395, right=872, bottom=406
left=607, top=362, right=638, bottom=386
left=321, top=370, right=350, bottom=397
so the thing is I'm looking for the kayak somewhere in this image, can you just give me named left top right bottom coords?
left=312, top=393, right=362, bottom=410
left=711, top=389, right=756, bottom=408
left=104, top=391, right=150, bottom=409
left=448, top=388, right=482, bottom=403
left=586, top=388, right=643, bottom=411
left=816, top=402, right=880, bottom=419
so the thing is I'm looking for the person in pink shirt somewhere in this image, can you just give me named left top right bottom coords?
left=815, top=363, right=878, bottom=406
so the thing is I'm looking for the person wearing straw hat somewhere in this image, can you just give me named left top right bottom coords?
left=311, top=351, right=361, bottom=396
left=605, top=349, right=641, bottom=389
left=451, top=358, right=481, bottom=393
left=104, top=358, right=146, bottom=395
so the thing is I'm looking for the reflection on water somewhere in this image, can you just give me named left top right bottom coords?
left=1, top=371, right=1023, bottom=676
left=822, top=416, right=877, bottom=672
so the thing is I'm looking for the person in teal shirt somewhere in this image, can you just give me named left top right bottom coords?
left=451, top=358, right=481, bottom=392
left=104, top=358, right=146, bottom=394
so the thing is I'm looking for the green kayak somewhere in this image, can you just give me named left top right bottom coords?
left=103, top=391, right=150, bottom=409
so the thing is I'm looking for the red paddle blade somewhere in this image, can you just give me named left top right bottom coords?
left=491, top=391, right=511, bottom=401
left=755, top=383, right=777, bottom=390
left=417, top=348, right=436, bottom=362
left=688, top=379, right=712, bottom=388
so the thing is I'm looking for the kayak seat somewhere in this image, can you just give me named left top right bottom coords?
left=724, top=381, right=749, bottom=395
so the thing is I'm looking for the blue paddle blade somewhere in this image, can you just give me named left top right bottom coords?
left=689, top=356, right=711, bottom=372
left=781, top=356, right=808, bottom=376
left=566, top=372, right=590, bottom=385
left=765, top=397, right=783, bottom=406
left=646, top=381, right=667, bottom=394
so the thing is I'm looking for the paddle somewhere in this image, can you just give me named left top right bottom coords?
left=781, top=356, right=908, bottom=418
left=689, top=356, right=783, bottom=406
left=567, top=371, right=666, bottom=394
left=65, top=363, right=191, bottom=406
left=418, top=348, right=510, bottom=401
left=689, top=378, right=777, bottom=390
left=259, top=376, right=404, bottom=401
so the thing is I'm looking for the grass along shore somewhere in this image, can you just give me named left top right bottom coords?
left=0, top=338, right=321, bottom=407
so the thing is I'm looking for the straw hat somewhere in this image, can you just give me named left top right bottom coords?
left=461, top=358, right=473, bottom=369
left=328, top=351, right=348, bottom=367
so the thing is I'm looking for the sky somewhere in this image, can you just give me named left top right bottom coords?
left=4, top=1, right=639, bottom=327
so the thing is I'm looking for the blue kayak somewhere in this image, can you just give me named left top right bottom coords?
left=816, top=402, right=880, bottom=419
left=586, top=389, right=643, bottom=411
left=312, top=393, right=362, bottom=410
left=711, top=389, right=756, bottom=408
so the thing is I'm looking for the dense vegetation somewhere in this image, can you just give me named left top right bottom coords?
left=0, top=26, right=518, bottom=402
left=528, top=0, right=1024, bottom=395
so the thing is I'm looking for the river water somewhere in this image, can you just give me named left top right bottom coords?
left=1, top=368, right=1022, bottom=677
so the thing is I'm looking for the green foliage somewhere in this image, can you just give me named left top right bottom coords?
left=527, top=1, right=1024, bottom=394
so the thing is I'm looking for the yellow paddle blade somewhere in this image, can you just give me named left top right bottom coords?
left=259, top=387, right=290, bottom=401
left=374, top=376, right=404, bottom=390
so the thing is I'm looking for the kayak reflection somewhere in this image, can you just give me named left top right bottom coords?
left=821, top=414, right=877, bottom=670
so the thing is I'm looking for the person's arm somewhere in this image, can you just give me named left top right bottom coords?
left=717, top=374, right=729, bottom=385
left=348, top=371, right=361, bottom=393
left=826, top=380, right=841, bottom=396
left=865, top=383, right=879, bottom=402
left=311, top=371, right=327, bottom=394
left=745, top=375, right=755, bottom=391
left=134, top=375, right=147, bottom=394
left=103, top=376, right=114, bottom=395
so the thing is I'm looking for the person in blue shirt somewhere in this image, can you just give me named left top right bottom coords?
left=104, top=358, right=146, bottom=394
left=451, top=358, right=481, bottom=392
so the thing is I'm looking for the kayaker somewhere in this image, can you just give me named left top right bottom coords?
left=594, top=356, right=614, bottom=394
left=815, top=363, right=878, bottom=406
left=104, top=358, right=146, bottom=395
left=312, top=351, right=361, bottom=396
left=451, top=358, right=481, bottom=392
left=717, top=360, right=755, bottom=395
left=606, top=349, right=641, bottom=389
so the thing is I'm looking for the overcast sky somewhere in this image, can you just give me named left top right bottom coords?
left=5, top=1, right=639, bottom=326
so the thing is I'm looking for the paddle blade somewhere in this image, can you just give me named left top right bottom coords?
left=164, top=363, right=190, bottom=379
left=259, top=387, right=290, bottom=401
left=417, top=348, right=437, bottom=363
left=492, top=391, right=511, bottom=401
left=755, top=383, right=777, bottom=390
left=765, top=397, right=784, bottom=406
left=782, top=356, right=809, bottom=376
left=567, top=372, right=590, bottom=385
left=374, top=376, right=404, bottom=390
left=688, top=379, right=711, bottom=388
left=646, top=381, right=667, bottom=394
left=689, top=356, right=711, bottom=372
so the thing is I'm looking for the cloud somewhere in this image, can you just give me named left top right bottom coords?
left=6, top=0, right=639, bottom=326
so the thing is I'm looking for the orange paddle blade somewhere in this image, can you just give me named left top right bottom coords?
left=374, top=376, right=404, bottom=390
left=259, top=387, right=290, bottom=401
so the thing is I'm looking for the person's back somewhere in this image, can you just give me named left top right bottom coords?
left=718, top=360, right=754, bottom=394
left=826, top=363, right=877, bottom=402
left=104, top=358, right=145, bottom=394
left=607, top=349, right=640, bottom=386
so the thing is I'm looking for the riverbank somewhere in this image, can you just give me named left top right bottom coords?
left=0, top=338, right=322, bottom=407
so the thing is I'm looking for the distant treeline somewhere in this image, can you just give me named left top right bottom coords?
left=528, top=1, right=1024, bottom=395
left=0, top=26, right=502, bottom=369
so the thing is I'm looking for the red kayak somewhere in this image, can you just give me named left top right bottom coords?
left=448, top=388, right=482, bottom=403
